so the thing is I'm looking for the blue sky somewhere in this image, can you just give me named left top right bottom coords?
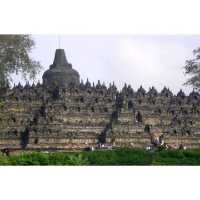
left=14, top=35, right=200, bottom=94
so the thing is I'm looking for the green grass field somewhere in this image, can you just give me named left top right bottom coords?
left=1, top=148, right=200, bottom=165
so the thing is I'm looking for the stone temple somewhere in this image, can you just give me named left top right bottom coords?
left=42, top=49, right=80, bottom=88
left=0, top=48, right=200, bottom=151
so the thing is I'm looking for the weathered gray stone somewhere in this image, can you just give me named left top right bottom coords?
left=0, top=49, right=200, bottom=151
left=43, top=49, right=80, bottom=89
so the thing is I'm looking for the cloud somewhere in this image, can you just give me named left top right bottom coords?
left=98, top=36, right=194, bottom=94
left=12, top=35, right=197, bottom=94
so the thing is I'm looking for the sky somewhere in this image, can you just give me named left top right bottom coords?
left=13, top=35, right=200, bottom=94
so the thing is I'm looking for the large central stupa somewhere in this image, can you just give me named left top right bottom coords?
left=42, top=49, right=80, bottom=88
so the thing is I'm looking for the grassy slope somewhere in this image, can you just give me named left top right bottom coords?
left=1, top=148, right=200, bottom=165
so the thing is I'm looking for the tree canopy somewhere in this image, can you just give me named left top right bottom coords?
left=184, top=47, right=200, bottom=91
left=0, top=35, right=41, bottom=87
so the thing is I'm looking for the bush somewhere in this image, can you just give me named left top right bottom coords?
left=1, top=148, right=200, bottom=165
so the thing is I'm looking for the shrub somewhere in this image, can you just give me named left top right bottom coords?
left=1, top=148, right=200, bottom=165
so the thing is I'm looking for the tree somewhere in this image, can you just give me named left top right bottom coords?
left=0, top=35, right=41, bottom=87
left=184, top=47, right=200, bottom=91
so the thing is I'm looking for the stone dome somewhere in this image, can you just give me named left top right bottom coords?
left=42, top=49, right=80, bottom=88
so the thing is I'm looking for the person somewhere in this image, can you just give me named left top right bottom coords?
left=146, top=146, right=151, bottom=150
left=2, top=148, right=10, bottom=156
left=160, top=137, right=164, bottom=146
left=91, top=146, right=95, bottom=151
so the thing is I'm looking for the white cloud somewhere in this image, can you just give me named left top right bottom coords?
left=12, top=35, right=198, bottom=95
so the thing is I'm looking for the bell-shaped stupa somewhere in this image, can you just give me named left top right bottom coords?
left=42, top=49, right=80, bottom=88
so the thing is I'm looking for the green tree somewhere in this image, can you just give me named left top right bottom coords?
left=184, top=47, right=200, bottom=90
left=0, top=35, right=41, bottom=87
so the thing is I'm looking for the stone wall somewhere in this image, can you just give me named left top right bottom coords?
left=0, top=82, right=200, bottom=151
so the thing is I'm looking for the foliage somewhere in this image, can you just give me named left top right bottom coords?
left=48, top=153, right=89, bottom=165
left=184, top=47, right=200, bottom=90
left=0, top=35, right=41, bottom=87
left=0, top=152, right=89, bottom=166
left=84, top=149, right=152, bottom=165
left=2, top=149, right=200, bottom=165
